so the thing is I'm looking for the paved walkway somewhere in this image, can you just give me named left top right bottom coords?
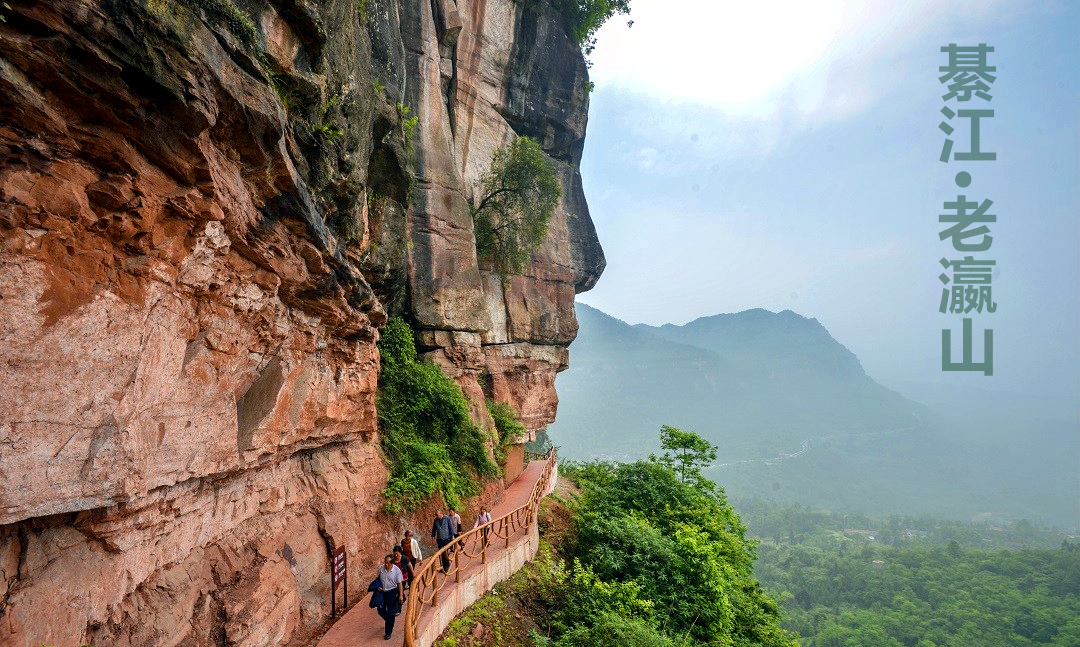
left=317, top=460, right=548, bottom=647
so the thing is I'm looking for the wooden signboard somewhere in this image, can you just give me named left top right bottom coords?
left=331, top=545, right=347, bottom=617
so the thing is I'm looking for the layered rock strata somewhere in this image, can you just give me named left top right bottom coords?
left=0, top=0, right=603, bottom=645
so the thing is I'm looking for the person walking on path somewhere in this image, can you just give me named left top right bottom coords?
left=401, top=529, right=422, bottom=568
left=391, top=545, right=414, bottom=590
left=431, top=510, right=454, bottom=572
left=473, top=506, right=492, bottom=543
left=375, top=554, right=404, bottom=640
left=449, top=509, right=462, bottom=539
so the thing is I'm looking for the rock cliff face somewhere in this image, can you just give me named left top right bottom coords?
left=0, top=0, right=603, bottom=645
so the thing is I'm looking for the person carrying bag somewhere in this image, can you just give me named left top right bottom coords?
left=373, top=554, right=404, bottom=640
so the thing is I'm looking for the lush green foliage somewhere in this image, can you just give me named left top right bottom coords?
left=563, top=462, right=796, bottom=646
left=555, top=559, right=657, bottom=630
left=377, top=317, right=417, bottom=367
left=488, top=399, right=527, bottom=463
left=656, top=423, right=718, bottom=486
left=472, top=137, right=560, bottom=275
left=553, top=427, right=798, bottom=647
left=750, top=504, right=1080, bottom=647
left=551, top=0, right=632, bottom=54
left=432, top=438, right=795, bottom=647
left=544, top=612, right=685, bottom=647
left=377, top=318, right=498, bottom=512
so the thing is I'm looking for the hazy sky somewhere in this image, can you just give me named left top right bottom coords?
left=575, top=0, right=1079, bottom=415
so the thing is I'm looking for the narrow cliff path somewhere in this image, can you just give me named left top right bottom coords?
left=316, top=459, right=550, bottom=647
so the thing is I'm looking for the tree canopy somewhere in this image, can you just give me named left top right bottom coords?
left=472, top=136, right=561, bottom=275
left=657, top=424, right=719, bottom=486
left=552, top=0, right=633, bottom=54
left=749, top=503, right=1080, bottom=647
left=554, top=427, right=799, bottom=647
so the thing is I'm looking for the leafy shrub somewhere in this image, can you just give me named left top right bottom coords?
left=433, top=430, right=796, bottom=647
left=488, top=399, right=527, bottom=463
left=555, top=560, right=655, bottom=631
left=378, top=316, right=417, bottom=366
left=377, top=318, right=498, bottom=512
left=555, top=612, right=683, bottom=647
left=381, top=436, right=477, bottom=513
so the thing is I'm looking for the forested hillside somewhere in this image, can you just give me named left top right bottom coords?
left=436, top=428, right=797, bottom=647
left=749, top=504, right=1080, bottom=647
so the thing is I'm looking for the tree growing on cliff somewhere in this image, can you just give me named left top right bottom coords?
left=554, top=0, right=632, bottom=54
left=471, top=136, right=561, bottom=275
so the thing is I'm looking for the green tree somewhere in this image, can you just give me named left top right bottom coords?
left=555, top=612, right=682, bottom=647
left=471, top=136, right=561, bottom=275
left=656, top=424, right=718, bottom=485
left=552, top=0, right=633, bottom=54
left=751, top=509, right=1080, bottom=647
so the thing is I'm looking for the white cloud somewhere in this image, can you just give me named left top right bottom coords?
left=589, top=0, right=1022, bottom=127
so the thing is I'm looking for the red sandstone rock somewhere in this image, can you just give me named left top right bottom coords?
left=0, top=0, right=602, bottom=645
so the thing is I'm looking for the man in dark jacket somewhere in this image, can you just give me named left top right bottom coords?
left=431, top=510, right=454, bottom=572
left=374, top=554, right=404, bottom=640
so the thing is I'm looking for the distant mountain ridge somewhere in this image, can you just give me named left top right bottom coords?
left=638, top=308, right=869, bottom=382
left=546, top=303, right=937, bottom=515
left=547, top=303, right=1078, bottom=528
left=552, top=303, right=924, bottom=460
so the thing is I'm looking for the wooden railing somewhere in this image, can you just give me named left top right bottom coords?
left=523, top=449, right=549, bottom=462
left=402, top=447, right=557, bottom=646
